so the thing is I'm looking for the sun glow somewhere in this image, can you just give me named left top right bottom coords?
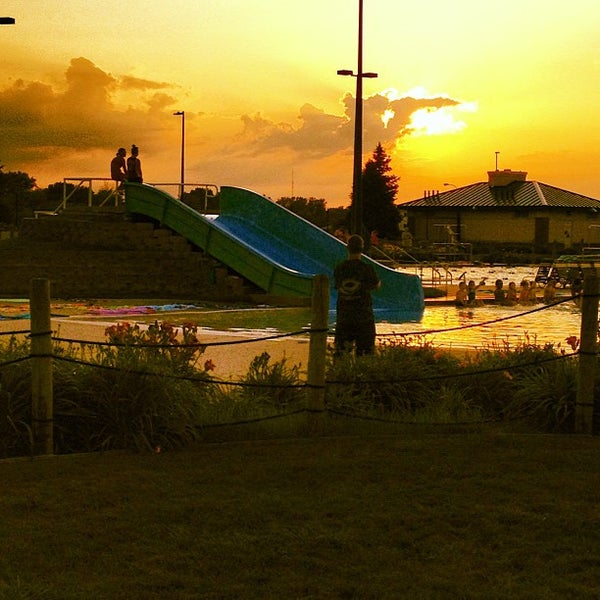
left=1, top=1, right=599, bottom=203
left=406, top=106, right=468, bottom=136
left=379, top=86, right=479, bottom=136
left=381, top=108, right=395, bottom=128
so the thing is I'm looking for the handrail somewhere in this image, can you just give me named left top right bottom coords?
left=150, top=182, right=219, bottom=196
left=432, top=242, right=473, bottom=262
left=367, top=244, right=454, bottom=290
left=397, top=262, right=454, bottom=291
left=368, top=244, right=402, bottom=267
left=35, top=178, right=124, bottom=217
left=148, top=182, right=219, bottom=213
left=32, top=178, right=221, bottom=218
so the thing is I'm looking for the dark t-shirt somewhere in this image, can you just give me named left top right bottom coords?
left=334, top=258, right=379, bottom=325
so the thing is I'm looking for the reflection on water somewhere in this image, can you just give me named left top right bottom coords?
left=164, top=299, right=582, bottom=352
left=383, top=264, right=582, bottom=350
left=132, top=267, right=584, bottom=351
left=377, top=301, right=582, bottom=351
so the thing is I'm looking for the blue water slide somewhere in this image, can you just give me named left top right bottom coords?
left=124, top=183, right=424, bottom=321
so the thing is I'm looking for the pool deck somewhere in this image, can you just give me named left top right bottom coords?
left=1, top=288, right=577, bottom=379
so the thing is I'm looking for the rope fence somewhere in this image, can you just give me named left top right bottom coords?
left=52, top=354, right=310, bottom=388
left=325, top=350, right=577, bottom=385
left=1, top=276, right=598, bottom=454
left=51, top=328, right=318, bottom=348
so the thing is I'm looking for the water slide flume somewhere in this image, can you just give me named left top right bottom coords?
left=124, top=184, right=424, bottom=322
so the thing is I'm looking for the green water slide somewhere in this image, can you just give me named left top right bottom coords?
left=124, top=183, right=424, bottom=320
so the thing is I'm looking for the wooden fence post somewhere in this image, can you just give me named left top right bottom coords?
left=575, top=275, right=598, bottom=434
left=30, top=278, right=53, bottom=455
left=306, top=275, right=330, bottom=435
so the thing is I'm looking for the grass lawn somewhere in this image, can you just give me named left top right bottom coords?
left=1, top=432, right=600, bottom=599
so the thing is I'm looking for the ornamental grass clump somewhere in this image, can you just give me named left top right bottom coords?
left=198, top=352, right=306, bottom=442
left=411, top=384, right=483, bottom=424
left=508, top=357, right=577, bottom=432
left=0, top=336, right=34, bottom=457
left=52, top=362, right=209, bottom=453
left=462, top=334, right=578, bottom=431
left=234, top=351, right=304, bottom=410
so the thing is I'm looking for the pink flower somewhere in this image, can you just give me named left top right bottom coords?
left=565, top=336, right=580, bottom=352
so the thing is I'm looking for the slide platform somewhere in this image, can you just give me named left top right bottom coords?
left=124, top=184, right=424, bottom=321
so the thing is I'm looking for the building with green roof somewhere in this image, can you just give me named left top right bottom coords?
left=401, top=169, right=600, bottom=253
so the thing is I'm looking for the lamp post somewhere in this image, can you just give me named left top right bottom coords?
left=173, top=111, right=185, bottom=200
left=337, top=0, right=377, bottom=237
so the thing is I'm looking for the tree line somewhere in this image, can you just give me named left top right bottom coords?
left=0, top=167, right=93, bottom=226
left=277, top=143, right=401, bottom=239
left=1, top=142, right=402, bottom=238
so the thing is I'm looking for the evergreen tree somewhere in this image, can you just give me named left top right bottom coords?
left=361, top=143, right=400, bottom=239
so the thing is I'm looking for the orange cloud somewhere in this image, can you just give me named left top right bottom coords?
left=119, top=75, right=174, bottom=91
left=0, top=57, right=183, bottom=174
left=231, top=91, right=467, bottom=159
left=0, top=56, right=475, bottom=199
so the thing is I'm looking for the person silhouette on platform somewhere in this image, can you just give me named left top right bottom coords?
left=110, top=147, right=127, bottom=183
left=126, top=144, right=143, bottom=183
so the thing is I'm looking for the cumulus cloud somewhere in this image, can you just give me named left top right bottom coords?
left=60, top=57, right=116, bottom=114
left=120, top=75, right=174, bottom=91
left=0, top=56, right=475, bottom=191
left=232, top=89, right=469, bottom=160
left=237, top=105, right=348, bottom=158
left=0, top=57, right=181, bottom=172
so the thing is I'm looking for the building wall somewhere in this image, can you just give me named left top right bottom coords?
left=409, top=208, right=600, bottom=247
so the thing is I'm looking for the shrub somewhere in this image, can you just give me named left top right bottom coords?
left=325, top=334, right=580, bottom=431
left=0, top=319, right=590, bottom=459
left=51, top=321, right=216, bottom=452
left=326, top=335, right=464, bottom=416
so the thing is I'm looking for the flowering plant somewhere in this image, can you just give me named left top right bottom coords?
left=104, top=320, right=214, bottom=375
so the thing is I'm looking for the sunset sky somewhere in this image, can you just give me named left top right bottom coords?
left=1, top=0, right=599, bottom=205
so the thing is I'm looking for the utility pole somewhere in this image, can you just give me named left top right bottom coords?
left=337, top=0, right=378, bottom=237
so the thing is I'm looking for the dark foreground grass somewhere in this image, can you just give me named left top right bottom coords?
left=1, top=433, right=600, bottom=599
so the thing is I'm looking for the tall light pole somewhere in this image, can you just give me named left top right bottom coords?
left=173, top=111, right=185, bottom=200
left=337, top=0, right=377, bottom=237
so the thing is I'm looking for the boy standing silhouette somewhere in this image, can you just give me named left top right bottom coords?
left=334, top=234, right=381, bottom=355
